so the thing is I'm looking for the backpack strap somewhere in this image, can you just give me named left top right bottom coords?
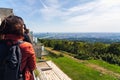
left=14, top=40, right=24, bottom=79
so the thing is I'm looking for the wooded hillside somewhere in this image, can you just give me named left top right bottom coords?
left=38, top=39, right=120, bottom=65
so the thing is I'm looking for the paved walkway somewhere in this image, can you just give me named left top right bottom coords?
left=37, top=61, right=72, bottom=80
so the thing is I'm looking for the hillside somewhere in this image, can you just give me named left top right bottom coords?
left=43, top=47, right=120, bottom=80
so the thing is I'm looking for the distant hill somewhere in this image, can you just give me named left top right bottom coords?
left=34, top=33, right=120, bottom=43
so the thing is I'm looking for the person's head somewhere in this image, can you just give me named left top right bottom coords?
left=0, top=15, right=24, bottom=36
left=23, top=24, right=29, bottom=34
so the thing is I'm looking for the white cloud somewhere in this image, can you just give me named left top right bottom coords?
left=26, top=0, right=37, bottom=5
left=39, top=0, right=48, bottom=9
left=40, top=0, right=63, bottom=21
left=68, top=1, right=97, bottom=12
left=100, top=0, right=120, bottom=7
left=64, top=0, right=120, bottom=32
left=45, top=0, right=60, bottom=8
left=6, top=0, right=120, bottom=32
left=24, top=0, right=120, bottom=32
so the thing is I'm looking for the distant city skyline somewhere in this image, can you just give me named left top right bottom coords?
left=0, top=0, right=120, bottom=33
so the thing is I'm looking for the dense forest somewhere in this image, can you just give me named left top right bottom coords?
left=38, top=39, right=120, bottom=65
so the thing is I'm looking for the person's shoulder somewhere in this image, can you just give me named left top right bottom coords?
left=20, top=41, right=33, bottom=48
left=19, top=41, right=35, bottom=55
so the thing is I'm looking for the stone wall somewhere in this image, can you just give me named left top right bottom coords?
left=0, top=8, right=14, bottom=24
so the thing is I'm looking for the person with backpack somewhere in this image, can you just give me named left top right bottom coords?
left=0, top=15, right=36, bottom=80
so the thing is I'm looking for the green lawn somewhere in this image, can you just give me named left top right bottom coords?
left=45, top=50, right=118, bottom=80
left=88, top=60, right=120, bottom=74
left=52, top=56, right=118, bottom=80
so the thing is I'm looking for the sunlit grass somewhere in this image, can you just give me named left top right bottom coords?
left=45, top=48, right=118, bottom=80
left=88, top=60, right=120, bottom=74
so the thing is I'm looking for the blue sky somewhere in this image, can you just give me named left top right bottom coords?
left=0, top=0, right=120, bottom=33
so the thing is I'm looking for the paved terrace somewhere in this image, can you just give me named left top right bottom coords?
left=37, top=61, right=72, bottom=80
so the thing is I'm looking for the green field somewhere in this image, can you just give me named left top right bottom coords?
left=44, top=48, right=120, bottom=80
left=88, top=60, right=120, bottom=74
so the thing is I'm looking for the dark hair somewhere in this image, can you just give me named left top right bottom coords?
left=23, top=24, right=29, bottom=34
left=0, top=15, right=24, bottom=36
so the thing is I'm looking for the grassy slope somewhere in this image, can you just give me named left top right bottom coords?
left=88, top=60, right=120, bottom=74
left=45, top=48, right=119, bottom=80
left=51, top=57, right=118, bottom=80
